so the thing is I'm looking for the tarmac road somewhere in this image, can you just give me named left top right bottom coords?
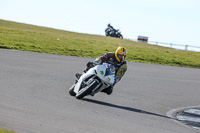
left=0, top=49, right=200, bottom=133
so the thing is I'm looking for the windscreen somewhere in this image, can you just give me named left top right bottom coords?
left=105, top=64, right=115, bottom=76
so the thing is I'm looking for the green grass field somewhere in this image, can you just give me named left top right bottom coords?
left=0, top=19, right=200, bottom=68
left=0, top=129, right=16, bottom=133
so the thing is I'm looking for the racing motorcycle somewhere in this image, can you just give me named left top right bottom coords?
left=69, top=63, right=115, bottom=99
left=105, top=28, right=123, bottom=39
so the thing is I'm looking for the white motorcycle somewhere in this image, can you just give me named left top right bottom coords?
left=69, top=63, right=115, bottom=99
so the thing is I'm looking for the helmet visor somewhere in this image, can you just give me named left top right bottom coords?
left=117, top=53, right=126, bottom=61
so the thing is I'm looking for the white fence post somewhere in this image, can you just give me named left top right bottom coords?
left=185, top=45, right=188, bottom=51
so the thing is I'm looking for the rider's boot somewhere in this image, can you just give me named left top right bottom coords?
left=101, top=86, right=113, bottom=95
left=75, top=73, right=82, bottom=79
left=76, top=64, right=91, bottom=79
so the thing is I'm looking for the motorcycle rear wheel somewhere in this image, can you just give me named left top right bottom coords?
left=76, top=80, right=98, bottom=99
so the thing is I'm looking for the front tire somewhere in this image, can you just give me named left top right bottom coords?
left=76, top=81, right=99, bottom=99
left=69, top=84, right=76, bottom=96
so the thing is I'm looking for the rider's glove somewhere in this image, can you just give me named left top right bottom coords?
left=86, top=61, right=95, bottom=68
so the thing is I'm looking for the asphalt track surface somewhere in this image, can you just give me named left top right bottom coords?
left=0, top=49, right=200, bottom=133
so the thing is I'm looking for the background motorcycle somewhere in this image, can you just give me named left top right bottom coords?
left=69, top=63, right=115, bottom=99
left=105, top=28, right=123, bottom=39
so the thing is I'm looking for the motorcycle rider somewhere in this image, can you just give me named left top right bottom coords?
left=108, top=23, right=114, bottom=30
left=76, top=47, right=127, bottom=95
left=105, top=23, right=114, bottom=36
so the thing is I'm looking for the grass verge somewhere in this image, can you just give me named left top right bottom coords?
left=0, top=19, right=200, bottom=68
left=0, top=129, right=16, bottom=133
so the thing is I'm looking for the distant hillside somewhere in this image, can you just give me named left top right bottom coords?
left=0, top=19, right=200, bottom=68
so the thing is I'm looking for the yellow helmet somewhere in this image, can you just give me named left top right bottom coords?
left=115, top=47, right=127, bottom=62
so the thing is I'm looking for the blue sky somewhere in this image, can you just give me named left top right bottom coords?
left=1, top=0, right=200, bottom=51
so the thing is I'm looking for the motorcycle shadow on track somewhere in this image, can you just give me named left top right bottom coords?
left=82, top=98, right=174, bottom=120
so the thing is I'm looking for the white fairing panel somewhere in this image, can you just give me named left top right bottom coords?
left=74, top=67, right=96, bottom=93
left=73, top=63, right=115, bottom=94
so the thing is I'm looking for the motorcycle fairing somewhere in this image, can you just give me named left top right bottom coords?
left=74, top=67, right=96, bottom=93
left=73, top=63, right=115, bottom=94
left=96, top=64, right=115, bottom=85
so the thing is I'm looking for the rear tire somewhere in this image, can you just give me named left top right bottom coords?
left=76, top=81, right=99, bottom=99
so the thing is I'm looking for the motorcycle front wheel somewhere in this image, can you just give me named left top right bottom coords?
left=69, top=84, right=76, bottom=96
left=76, top=80, right=99, bottom=99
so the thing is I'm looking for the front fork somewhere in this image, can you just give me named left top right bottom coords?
left=85, top=76, right=102, bottom=96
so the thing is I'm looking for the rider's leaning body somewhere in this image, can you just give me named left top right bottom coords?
left=95, top=50, right=127, bottom=84
left=93, top=47, right=127, bottom=95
